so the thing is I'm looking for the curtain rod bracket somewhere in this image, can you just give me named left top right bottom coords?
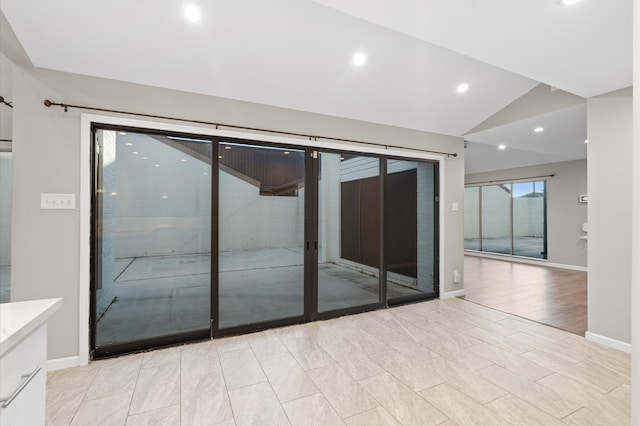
left=44, top=99, right=68, bottom=111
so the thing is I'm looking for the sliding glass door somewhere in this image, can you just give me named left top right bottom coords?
left=464, top=187, right=480, bottom=250
left=92, top=128, right=212, bottom=354
left=92, top=125, right=440, bottom=356
left=481, top=185, right=512, bottom=255
left=464, top=180, right=547, bottom=259
left=317, top=153, right=381, bottom=314
left=217, top=141, right=306, bottom=329
left=386, top=159, right=438, bottom=304
left=513, top=181, right=546, bottom=259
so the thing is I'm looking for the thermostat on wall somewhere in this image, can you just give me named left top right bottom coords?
left=578, top=195, right=588, bottom=203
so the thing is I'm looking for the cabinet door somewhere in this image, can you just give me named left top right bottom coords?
left=0, top=325, right=46, bottom=426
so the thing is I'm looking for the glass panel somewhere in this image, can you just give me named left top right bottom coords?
left=0, top=147, right=11, bottom=303
left=481, top=184, right=512, bottom=255
left=318, top=153, right=380, bottom=313
left=386, top=160, right=437, bottom=300
left=464, top=187, right=481, bottom=250
left=218, top=142, right=305, bottom=328
left=94, top=129, right=211, bottom=346
left=513, top=181, right=547, bottom=258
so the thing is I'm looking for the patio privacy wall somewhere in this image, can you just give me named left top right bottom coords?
left=464, top=188, right=545, bottom=239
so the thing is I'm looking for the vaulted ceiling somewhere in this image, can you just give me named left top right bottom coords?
left=0, top=0, right=633, bottom=173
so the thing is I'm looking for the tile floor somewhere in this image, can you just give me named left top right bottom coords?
left=46, top=298, right=630, bottom=425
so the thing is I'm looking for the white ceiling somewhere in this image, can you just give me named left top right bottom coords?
left=0, top=0, right=632, bottom=173
left=313, top=0, right=633, bottom=98
left=465, top=104, right=588, bottom=174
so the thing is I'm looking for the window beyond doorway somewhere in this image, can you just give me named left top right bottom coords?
left=464, top=181, right=547, bottom=259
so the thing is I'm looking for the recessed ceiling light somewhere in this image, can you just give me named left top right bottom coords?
left=224, top=146, right=231, bottom=150
left=283, top=151, right=290, bottom=155
left=155, top=164, right=161, bottom=167
left=218, top=155, right=223, bottom=159
left=126, top=142, right=133, bottom=146
left=181, top=159, right=187, bottom=162
left=353, top=52, right=366, bottom=67
left=498, top=144, right=506, bottom=150
left=132, top=151, right=139, bottom=155
left=118, top=131, right=127, bottom=136
left=584, top=139, right=589, bottom=144
left=142, top=156, right=148, bottom=160
left=534, top=127, right=544, bottom=133
left=557, top=0, right=582, bottom=5
left=184, top=4, right=201, bottom=22
left=457, top=83, right=469, bottom=94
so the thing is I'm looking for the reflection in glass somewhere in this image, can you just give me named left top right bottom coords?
left=0, top=148, right=11, bottom=303
left=218, top=142, right=305, bottom=328
left=513, top=181, right=546, bottom=258
left=386, top=160, right=437, bottom=300
left=464, top=187, right=481, bottom=250
left=94, top=129, right=211, bottom=346
left=317, top=153, right=380, bottom=312
left=481, top=184, right=512, bottom=255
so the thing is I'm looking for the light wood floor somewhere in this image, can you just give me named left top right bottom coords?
left=462, top=255, right=587, bottom=336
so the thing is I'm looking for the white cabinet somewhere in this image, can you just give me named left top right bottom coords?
left=0, top=325, right=46, bottom=426
left=0, top=299, right=62, bottom=426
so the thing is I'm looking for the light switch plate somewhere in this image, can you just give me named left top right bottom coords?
left=452, top=202, right=459, bottom=211
left=41, top=193, right=76, bottom=209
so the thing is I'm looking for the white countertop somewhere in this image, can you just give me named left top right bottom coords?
left=0, top=298, right=63, bottom=357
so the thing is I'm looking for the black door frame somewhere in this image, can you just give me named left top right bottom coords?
left=89, top=124, right=440, bottom=359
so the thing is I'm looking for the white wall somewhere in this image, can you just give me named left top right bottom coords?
left=111, top=132, right=212, bottom=257
left=219, top=172, right=304, bottom=252
left=631, top=0, right=639, bottom=420
left=6, top=63, right=464, bottom=360
left=479, top=185, right=511, bottom=239
left=513, top=198, right=544, bottom=237
left=587, top=89, right=633, bottom=346
left=466, top=159, right=588, bottom=268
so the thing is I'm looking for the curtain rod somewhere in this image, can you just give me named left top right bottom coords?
left=43, top=99, right=458, bottom=158
left=0, top=96, right=13, bottom=108
left=466, top=174, right=555, bottom=186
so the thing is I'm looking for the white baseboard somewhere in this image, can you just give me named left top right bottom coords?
left=47, top=356, right=81, bottom=371
left=465, top=251, right=587, bottom=272
left=545, top=262, right=587, bottom=272
left=441, top=289, right=465, bottom=299
left=585, top=331, right=632, bottom=353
